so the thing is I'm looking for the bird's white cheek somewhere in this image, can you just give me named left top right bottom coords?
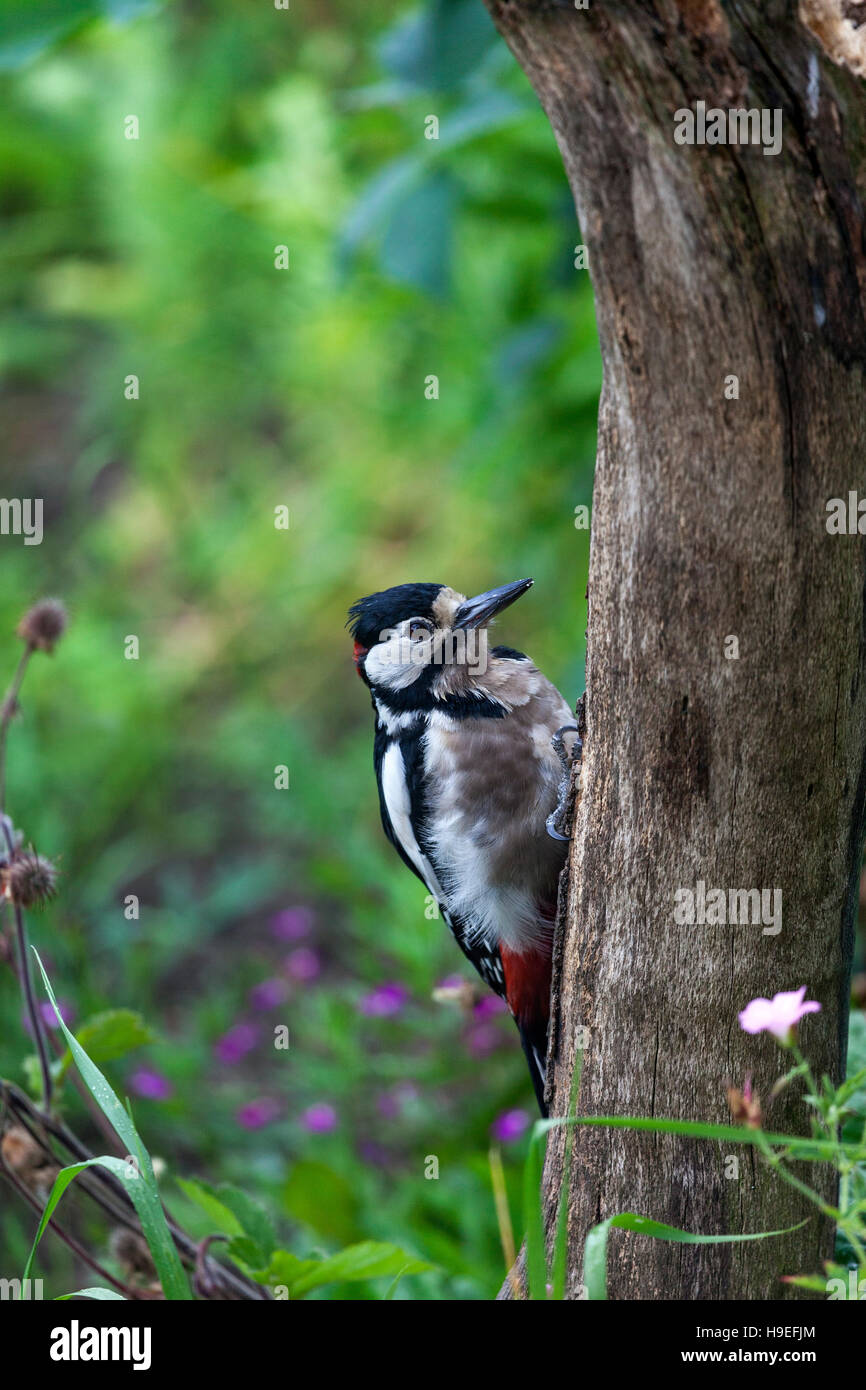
left=364, top=639, right=427, bottom=690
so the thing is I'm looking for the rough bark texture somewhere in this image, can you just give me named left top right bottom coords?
left=483, top=0, right=866, bottom=1299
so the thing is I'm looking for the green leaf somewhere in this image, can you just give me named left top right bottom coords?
left=380, top=173, right=455, bottom=296
left=256, top=1249, right=317, bottom=1295
left=281, top=1161, right=360, bottom=1245
left=211, top=1184, right=275, bottom=1265
left=847, top=1010, right=866, bottom=1076
left=339, top=95, right=526, bottom=286
left=56, top=1009, right=155, bottom=1080
left=0, top=0, right=154, bottom=71
left=176, top=1178, right=244, bottom=1237
left=522, top=1120, right=548, bottom=1301
left=56, top=1287, right=127, bottom=1301
left=32, top=950, right=191, bottom=1301
left=378, top=0, right=497, bottom=91
left=257, top=1242, right=433, bottom=1298
left=781, top=1273, right=833, bottom=1294
left=558, top=1113, right=861, bottom=1162
left=23, top=1162, right=94, bottom=1287
left=584, top=1214, right=808, bottom=1301
left=177, top=1178, right=274, bottom=1267
left=226, top=1236, right=268, bottom=1270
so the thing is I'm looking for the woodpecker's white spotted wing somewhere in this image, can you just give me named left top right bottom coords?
left=373, top=723, right=508, bottom=999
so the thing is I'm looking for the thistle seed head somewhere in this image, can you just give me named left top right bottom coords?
left=16, top=599, right=68, bottom=654
left=2, top=850, right=58, bottom=909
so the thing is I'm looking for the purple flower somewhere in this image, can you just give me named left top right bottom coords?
left=285, top=947, right=321, bottom=982
left=465, top=1022, right=501, bottom=1057
left=491, top=1108, right=531, bottom=1144
left=248, top=978, right=287, bottom=1011
left=214, top=1022, right=260, bottom=1064
left=129, top=1068, right=173, bottom=1101
left=473, top=995, right=508, bottom=1020
left=270, top=906, right=313, bottom=941
left=301, top=1102, right=337, bottom=1134
left=34, top=999, right=73, bottom=1030
left=236, top=1097, right=280, bottom=1131
left=738, top=987, right=821, bottom=1045
left=436, top=974, right=465, bottom=992
left=358, top=982, right=407, bottom=1017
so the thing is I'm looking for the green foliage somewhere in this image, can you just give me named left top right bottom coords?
left=255, top=1241, right=433, bottom=1299
left=56, top=1008, right=155, bottom=1080
left=552, top=1016, right=866, bottom=1300
left=178, top=1177, right=275, bottom=1270
left=7, top=0, right=860, bottom=1305
left=30, top=950, right=192, bottom=1299
left=0, top=0, right=596, bottom=1299
left=582, top=1214, right=807, bottom=1303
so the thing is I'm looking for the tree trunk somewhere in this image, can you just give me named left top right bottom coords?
left=483, top=0, right=866, bottom=1299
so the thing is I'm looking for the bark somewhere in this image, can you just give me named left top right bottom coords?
left=483, top=0, right=866, bottom=1299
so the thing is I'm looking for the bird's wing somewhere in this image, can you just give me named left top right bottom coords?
left=374, top=724, right=443, bottom=896
left=374, top=723, right=508, bottom=999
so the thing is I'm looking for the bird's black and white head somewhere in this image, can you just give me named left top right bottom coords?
left=347, top=578, right=533, bottom=716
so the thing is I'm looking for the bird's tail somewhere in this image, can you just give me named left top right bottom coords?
left=517, top=1017, right=549, bottom=1117
left=500, top=940, right=552, bottom=1117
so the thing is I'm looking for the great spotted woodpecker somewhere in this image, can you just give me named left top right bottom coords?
left=348, top=578, right=580, bottom=1114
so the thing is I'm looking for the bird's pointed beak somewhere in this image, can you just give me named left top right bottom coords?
left=452, top=578, right=533, bottom=630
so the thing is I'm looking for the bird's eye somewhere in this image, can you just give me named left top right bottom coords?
left=409, top=618, right=433, bottom=641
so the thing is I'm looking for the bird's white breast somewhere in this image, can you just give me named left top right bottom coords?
left=379, top=740, right=444, bottom=900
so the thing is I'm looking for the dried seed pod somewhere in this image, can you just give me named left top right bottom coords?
left=2, top=850, right=58, bottom=909
left=16, top=599, right=68, bottom=654
left=109, top=1227, right=158, bottom=1282
left=1, top=1124, right=59, bottom=1197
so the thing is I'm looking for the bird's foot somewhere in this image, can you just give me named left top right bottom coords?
left=546, top=725, right=582, bottom=841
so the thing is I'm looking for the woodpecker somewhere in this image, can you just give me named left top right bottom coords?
left=348, top=578, right=580, bottom=1114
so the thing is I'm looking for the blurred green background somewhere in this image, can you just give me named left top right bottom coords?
left=0, top=0, right=597, bottom=1297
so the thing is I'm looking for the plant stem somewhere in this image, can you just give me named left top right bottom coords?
left=12, top=900, right=52, bottom=1110
left=0, top=644, right=32, bottom=810
left=754, top=1129, right=839, bottom=1220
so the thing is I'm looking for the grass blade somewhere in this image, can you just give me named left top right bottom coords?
left=32, top=949, right=192, bottom=1300
left=584, top=1213, right=808, bottom=1301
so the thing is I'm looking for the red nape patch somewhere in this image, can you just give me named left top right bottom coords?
left=499, top=942, right=553, bottom=1032
left=352, top=640, right=368, bottom=680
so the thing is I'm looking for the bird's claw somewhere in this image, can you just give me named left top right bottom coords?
left=546, top=724, right=582, bottom=841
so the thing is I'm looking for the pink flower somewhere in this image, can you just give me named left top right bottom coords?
left=129, top=1068, right=172, bottom=1101
left=358, top=982, right=407, bottom=1017
left=270, top=906, right=313, bottom=941
left=214, top=1022, right=260, bottom=1064
left=248, top=978, right=287, bottom=1010
left=285, top=947, right=321, bottom=982
left=301, top=1102, right=337, bottom=1134
left=436, top=974, right=465, bottom=992
left=738, top=987, right=821, bottom=1044
left=473, top=995, right=508, bottom=1020
left=465, top=1022, right=501, bottom=1057
left=34, top=999, right=73, bottom=1030
left=237, top=1097, right=280, bottom=1130
left=491, top=1108, right=531, bottom=1143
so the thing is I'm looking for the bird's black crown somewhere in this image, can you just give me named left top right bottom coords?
left=347, top=583, right=444, bottom=649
